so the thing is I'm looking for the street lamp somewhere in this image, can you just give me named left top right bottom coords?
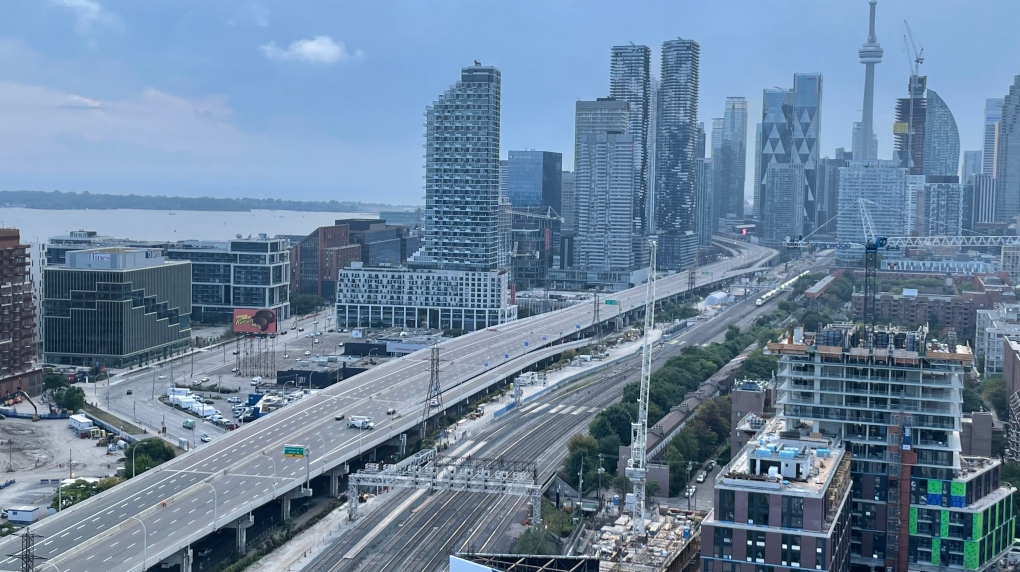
left=200, top=481, right=218, bottom=529
left=128, top=516, right=147, bottom=568
left=263, top=453, right=278, bottom=496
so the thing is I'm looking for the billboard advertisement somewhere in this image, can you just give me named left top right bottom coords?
left=233, top=308, right=278, bottom=334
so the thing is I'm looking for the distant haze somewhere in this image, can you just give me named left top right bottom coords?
left=0, top=1, right=1017, bottom=205
left=0, top=207, right=370, bottom=244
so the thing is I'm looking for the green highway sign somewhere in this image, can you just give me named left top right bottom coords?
left=605, top=299, right=619, bottom=305
left=283, top=444, right=306, bottom=458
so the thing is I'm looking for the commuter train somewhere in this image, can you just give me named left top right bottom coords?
left=755, top=271, right=809, bottom=306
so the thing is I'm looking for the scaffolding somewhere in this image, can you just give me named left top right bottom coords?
left=234, top=334, right=277, bottom=379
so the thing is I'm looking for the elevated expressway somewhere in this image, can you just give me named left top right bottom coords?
left=3, top=241, right=775, bottom=572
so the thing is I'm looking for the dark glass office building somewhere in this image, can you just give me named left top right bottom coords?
left=43, top=248, right=191, bottom=368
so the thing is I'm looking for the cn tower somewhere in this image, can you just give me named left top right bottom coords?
left=858, top=0, right=883, bottom=160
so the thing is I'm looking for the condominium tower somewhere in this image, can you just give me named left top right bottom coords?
left=573, top=99, right=636, bottom=271
left=717, top=97, right=748, bottom=222
left=610, top=44, right=651, bottom=265
left=654, top=38, right=700, bottom=270
left=336, top=63, right=515, bottom=330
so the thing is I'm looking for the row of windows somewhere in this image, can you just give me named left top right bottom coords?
left=715, top=491, right=803, bottom=529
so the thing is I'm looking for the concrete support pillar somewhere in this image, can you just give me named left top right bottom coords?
left=281, top=487, right=312, bottom=520
left=329, top=466, right=348, bottom=498
left=224, top=513, right=254, bottom=554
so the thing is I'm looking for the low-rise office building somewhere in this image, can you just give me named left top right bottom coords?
left=43, top=248, right=191, bottom=368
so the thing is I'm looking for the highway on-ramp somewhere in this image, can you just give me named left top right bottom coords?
left=0, top=242, right=775, bottom=572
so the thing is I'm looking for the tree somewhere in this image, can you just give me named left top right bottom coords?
left=512, top=528, right=557, bottom=554
left=980, top=376, right=1009, bottom=420
left=561, top=435, right=600, bottom=490
left=962, top=388, right=984, bottom=413
left=724, top=325, right=741, bottom=342
left=124, top=439, right=177, bottom=478
left=44, top=373, right=69, bottom=391
left=51, top=477, right=120, bottom=510
left=53, top=386, right=86, bottom=412
left=735, top=350, right=778, bottom=380
left=290, top=294, right=327, bottom=316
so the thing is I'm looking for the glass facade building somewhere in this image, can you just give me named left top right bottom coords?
left=506, top=150, right=562, bottom=213
left=996, top=76, right=1020, bottom=223
left=758, top=73, right=823, bottom=240
left=610, top=44, right=652, bottom=266
left=924, top=88, right=961, bottom=178
left=43, top=248, right=191, bottom=368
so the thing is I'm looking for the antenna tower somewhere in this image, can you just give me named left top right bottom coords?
left=7, top=528, right=44, bottom=572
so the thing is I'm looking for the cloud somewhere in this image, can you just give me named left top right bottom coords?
left=0, top=81, right=245, bottom=159
left=261, top=36, right=360, bottom=65
left=53, top=0, right=122, bottom=34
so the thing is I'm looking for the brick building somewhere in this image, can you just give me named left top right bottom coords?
left=0, top=229, right=41, bottom=395
left=289, top=224, right=361, bottom=300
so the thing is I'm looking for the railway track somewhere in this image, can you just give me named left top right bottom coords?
left=306, top=293, right=785, bottom=572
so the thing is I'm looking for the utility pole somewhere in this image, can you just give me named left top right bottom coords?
left=578, top=456, right=584, bottom=504
left=420, top=343, right=444, bottom=440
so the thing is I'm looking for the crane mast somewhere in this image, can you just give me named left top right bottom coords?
left=627, top=240, right=656, bottom=537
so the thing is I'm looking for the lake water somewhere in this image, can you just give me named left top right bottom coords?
left=0, top=207, right=375, bottom=243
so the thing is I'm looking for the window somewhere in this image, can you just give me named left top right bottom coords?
left=714, top=527, right=733, bottom=559
left=782, top=496, right=804, bottom=529
left=718, top=489, right=735, bottom=522
left=781, top=534, right=800, bottom=567
left=816, top=537, right=826, bottom=570
left=746, top=530, right=766, bottom=562
left=748, top=493, right=769, bottom=525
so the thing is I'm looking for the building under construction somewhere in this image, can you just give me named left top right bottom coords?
left=768, top=323, right=1015, bottom=572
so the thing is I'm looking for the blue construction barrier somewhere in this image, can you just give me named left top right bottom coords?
left=0, top=479, right=14, bottom=490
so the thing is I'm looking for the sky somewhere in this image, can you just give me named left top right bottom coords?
left=1, top=1, right=1019, bottom=207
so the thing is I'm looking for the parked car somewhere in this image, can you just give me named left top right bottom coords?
left=200, top=377, right=210, bottom=382
left=684, top=486, right=696, bottom=498
left=386, top=408, right=396, bottom=415
left=126, top=389, right=132, bottom=395
left=227, top=397, right=241, bottom=403
left=158, top=375, right=167, bottom=380
left=696, top=472, right=707, bottom=483
left=200, top=434, right=211, bottom=443
left=304, top=350, right=311, bottom=356
left=313, top=339, right=320, bottom=344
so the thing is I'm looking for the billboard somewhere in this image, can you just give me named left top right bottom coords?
left=233, top=309, right=278, bottom=334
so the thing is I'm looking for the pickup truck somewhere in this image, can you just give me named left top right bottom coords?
left=347, top=416, right=374, bottom=430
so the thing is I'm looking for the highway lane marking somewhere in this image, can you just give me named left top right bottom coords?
left=31, top=256, right=764, bottom=555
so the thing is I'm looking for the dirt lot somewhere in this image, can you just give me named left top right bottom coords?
left=0, top=406, right=125, bottom=512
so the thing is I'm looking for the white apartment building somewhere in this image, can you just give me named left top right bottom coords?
left=976, top=303, right=1020, bottom=374
left=335, top=264, right=515, bottom=330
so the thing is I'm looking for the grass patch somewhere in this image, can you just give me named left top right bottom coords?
left=81, top=403, right=145, bottom=435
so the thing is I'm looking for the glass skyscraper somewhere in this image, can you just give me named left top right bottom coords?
left=758, top=73, right=823, bottom=239
left=997, top=77, right=1020, bottom=223
left=984, top=98, right=1004, bottom=176
left=924, top=88, right=960, bottom=177
left=412, top=64, right=502, bottom=272
left=654, top=38, right=700, bottom=270
left=610, top=44, right=651, bottom=265
left=506, top=150, right=562, bottom=213
left=718, top=97, right=748, bottom=222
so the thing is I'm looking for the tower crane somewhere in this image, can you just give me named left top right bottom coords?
left=626, top=239, right=656, bottom=537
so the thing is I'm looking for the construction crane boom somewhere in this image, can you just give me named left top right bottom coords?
left=626, top=240, right=656, bottom=537
left=784, top=235, right=1020, bottom=250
